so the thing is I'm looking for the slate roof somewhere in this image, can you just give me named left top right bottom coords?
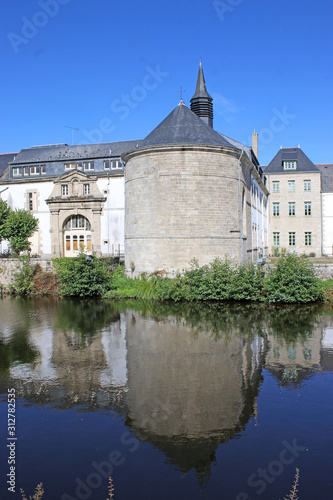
left=191, top=59, right=212, bottom=101
left=316, top=164, right=333, bottom=193
left=0, top=153, right=18, bottom=177
left=10, top=141, right=142, bottom=165
left=139, top=103, right=237, bottom=149
left=263, top=147, right=320, bottom=174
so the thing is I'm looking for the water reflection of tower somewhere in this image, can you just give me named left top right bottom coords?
left=124, top=310, right=266, bottom=483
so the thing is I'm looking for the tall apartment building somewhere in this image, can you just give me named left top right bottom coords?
left=263, top=148, right=322, bottom=255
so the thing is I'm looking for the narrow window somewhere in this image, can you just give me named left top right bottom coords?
left=103, top=160, right=110, bottom=170
left=87, top=235, right=92, bottom=251
left=288, top=202, right=296, bottom=216
left=273, top=232, right=280, bottom=246
left=23, top=166, right=29, bottom=176
left=304, top=180, right=311, bottom=191
left=289, top=232, right=296, bottom=246
left=41, top=164, right=46, bottom=174
left=28, top=193, right=34, bottom=211
left=66, top=236, right=71, bottom=251
left=62, top=184, right=68, bottom=196
left=84, top=184, right=90, bottom=195
left=273, top=202, right=280, bottom=217
left=305, top=232, right=312, bottom=246
left=288, top=180, right=295, bottom=192
left=304, top=202, right=312, bottom=216
left=79, top=235, right=84, bottom=251
left=76, top=162, right=82, bottom=170
left=272, top=181, right=280, bottom=193
left=73, top=235, right=78, bottom=251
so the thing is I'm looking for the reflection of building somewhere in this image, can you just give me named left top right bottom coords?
left=124, top=310, right=265, bottom=479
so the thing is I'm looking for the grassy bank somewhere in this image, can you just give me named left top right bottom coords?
left=8, top=253, right=333, bottom=304
left=105, top=255, right=324, bottom=304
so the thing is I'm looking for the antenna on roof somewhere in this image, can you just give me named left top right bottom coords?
left=64, top=126, right=79, bottom=145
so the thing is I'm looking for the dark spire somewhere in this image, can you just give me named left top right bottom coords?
left=190, top=59, right=213, bottom=128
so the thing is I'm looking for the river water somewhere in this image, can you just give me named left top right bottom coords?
left=0, top=297, right=332, bottom=499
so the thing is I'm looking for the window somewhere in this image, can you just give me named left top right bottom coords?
left=23, top=166, right=29, bottom=176
left=66, top=236, right=71, bottom=251
left=87, top=235, right=92, bottom=251
left=273, top=232, right=280, bottom=246
left=64, top=163, right=75, bottom=170
left=84, top=184, right=90, bottom=195
left=64, top=215, right=91, bottom=231
left=79, top=235, right=84, bottom=251
left=304, top=180, right=311, bottom=191
left=30, top=165, right=40, bottom=175
left=62, top=184, right=68, bottom=196
left=111, top=160, right=122, bottom=169
left=289, top=202, right=296, bottom=216
left=73, top=235, right=78, bottom=251
left=41, top=164, right=46, bottom=174
left=104, top=160, right=110, bottom=170
left=272, top=181, right=280, bottom=193
left=283, top=161, right=297, bottom=170
left=83, top=161, right=94, bottom=171
left=28, top=193, right=34, bottom=211
left=12, top=167, right=21, bottom=176
left=288, top=180, right=295, bottom=192
left=289, top=232, right=296, bottom=246
left=305, top=232, right=312, bottom=246
left=273, top=202, right=280, bottom=217
left=304, top=202, right=312, bottom=216
left=76, top=162, right=82, bottom=170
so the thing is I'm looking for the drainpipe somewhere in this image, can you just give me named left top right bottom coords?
left=238, top=150, right=244, bottom=264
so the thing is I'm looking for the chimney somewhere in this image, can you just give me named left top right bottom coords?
left=252, top=130, right=258, bottom=160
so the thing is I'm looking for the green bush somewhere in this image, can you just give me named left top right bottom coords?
left=10, top=256, right=36, bottom=296
left=263, top=253, right=323, bottom=303
left=53, top=254, right=110, bottom=297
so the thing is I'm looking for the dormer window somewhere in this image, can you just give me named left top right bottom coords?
left=64, top=163, right=75, bottom=170
left=12, top=167, right=22, bottom=176
left=283, top=161, right=296, bottom=170
left=30, top=165, right=40, bottom=175
left=83, top=161, right=94, bottom=171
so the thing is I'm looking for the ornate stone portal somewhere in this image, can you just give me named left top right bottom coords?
left=46, top=170, right=105, bottom=257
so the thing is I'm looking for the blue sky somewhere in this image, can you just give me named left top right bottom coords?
left=1, top=0, right=332, bottom=165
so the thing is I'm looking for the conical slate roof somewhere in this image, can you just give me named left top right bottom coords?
left=191, top=59, right=212, bottom=100
left=139, top=103, right=235, bottom=149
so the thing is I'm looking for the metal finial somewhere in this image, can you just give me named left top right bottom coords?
left=177, top=87, right=186, bottom=103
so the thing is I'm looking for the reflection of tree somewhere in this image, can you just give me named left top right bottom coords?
left=265, top=304, right=320, bottom=345
left=0, top=327, right=39, bottom=376
left=54, top=299, right=120, bottom=347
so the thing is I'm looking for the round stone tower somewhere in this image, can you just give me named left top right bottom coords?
left=123, top=102, right=248, bottom=277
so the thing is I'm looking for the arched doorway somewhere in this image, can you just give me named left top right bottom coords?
left=63, top=215, right=92, bottom=257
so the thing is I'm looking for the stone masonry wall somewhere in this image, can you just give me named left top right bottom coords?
left=125, top=146, right=248, bottom=276
left=0, top=258, right=55, bottom=290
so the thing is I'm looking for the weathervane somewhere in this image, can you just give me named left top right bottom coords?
left=177, top=87, right=186, bottom=103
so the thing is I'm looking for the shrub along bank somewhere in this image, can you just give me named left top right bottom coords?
left=106, top=254, right=324, bottom=304
left=7, top=253, right=327, bottom=303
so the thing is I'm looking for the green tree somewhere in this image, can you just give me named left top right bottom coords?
left=53, top=254, right=110, bottom=297
left=0, top=199, right=11, bottom=243
left=2, top=209, right=38, bottom=255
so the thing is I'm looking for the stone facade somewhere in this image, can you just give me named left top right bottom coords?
left=266, top=171, right=321, bottom=255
